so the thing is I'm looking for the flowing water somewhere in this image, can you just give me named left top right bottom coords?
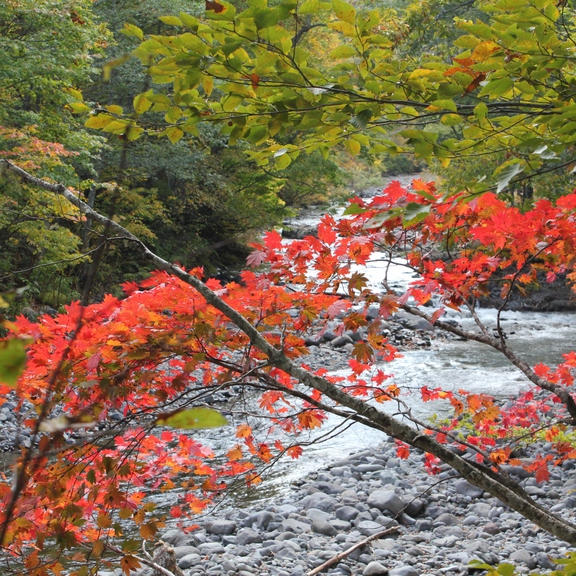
left=181, top=178, right=576, bottom=509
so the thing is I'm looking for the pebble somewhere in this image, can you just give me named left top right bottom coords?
left=99, top=437, right=576, bottom=576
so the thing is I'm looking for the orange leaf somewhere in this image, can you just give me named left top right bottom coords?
left=227, top=445, right=243, bottom=461
left=121, top=555, right=141, bottom=575
left=236, top=423, right=252, bottom=438
left=287, top=445, right=303, bottom=459
left=298, top=411, right=323, bottom=429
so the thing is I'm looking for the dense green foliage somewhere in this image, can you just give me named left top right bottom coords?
left=94, top=0, right=576, bottom=202
left=0, top=0, right=348, bottom=309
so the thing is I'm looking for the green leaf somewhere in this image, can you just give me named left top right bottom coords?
left=329, top=45, right=356, bottom=59
left=159, top=16, right=182, bottom=26
left=332, top=0, right=356, bottom=23
left=156, top=407, right=228, bottom=429
left=430, top=99, right=457, bottom=112
left=275, top=153, right=292, bottom=169
left=165, top=127, right=183, bottom=144
left=496, top=161, right=524, bottom=193
left=474, top=102, right=488, bottom=122
left=0, top=338, right=27, bottom=387
left=299, top=0, right=320, bottom=14
left=121, top=23, right=143, bottom=40
left=402, top=202, right=431, bottom=226
left=496, top=564, right=516, bottom=576
left=133, top=94, right=152, bottom=114
left=343, top=203, right=367, bottom=215
left=179, top=12, right=199, bottom=29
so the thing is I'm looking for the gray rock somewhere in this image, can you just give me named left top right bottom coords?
left=178, top=553, right=201, bottom=569
left=536, top=552, right=557, bottom=570
left=236, top=528, right=263, bottom=545
left=330, top=519, right=352, bottom=531
left=336, top=506, right=360, bottom=522
left=367, top=490, right=404, bottom=516
left=379, top=472, right=398, bottom=486
left=331, top=335, right=354, bottom=347
left=160, top=529, right=189, bottom=546
left=435, top=513, right=460, bottom=525
left=172, top=546, right=199, bottom=559
left=312, top=519, right=337, bottom=536
left=282, top=518, right=312, bottom=534
left=363, top=561, right=389, bottom=575
left=276, top=504, right=299, bottom=517
left=357, top=464, right=385, bottom=473
left=256, top=510, right=275, bottom=529
left=403, top=497, right=424, bottom=517
left=197, top=542, right=225, bottom=555
left=469, top=503, right=492, bottom=518
left=454, top=479, right=484, bottom=498
left=303, top=492, right=337, bottom=512
left=357, top=520, right=386, bottom=536
left=315, top=481, right=347, bottom=494
left=306, top=508, right=332, bottom=523
left=389, top=567, right=419, bottom=576
left=509, top=549, right=536, bottom=569
left=204, top=519, right=236, bottom=535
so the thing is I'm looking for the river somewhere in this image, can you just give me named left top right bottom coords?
left=149, top=176, right=576, bottom=514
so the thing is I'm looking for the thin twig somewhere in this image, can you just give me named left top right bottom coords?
left=307, top=526, right=400, bottom=576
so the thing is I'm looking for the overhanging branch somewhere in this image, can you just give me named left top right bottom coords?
left=5, top=158, right=576, bottom=544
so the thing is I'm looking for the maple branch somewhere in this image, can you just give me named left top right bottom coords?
left=6, top=158, right=576, bottom=545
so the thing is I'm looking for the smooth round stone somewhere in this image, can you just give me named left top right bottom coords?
left=363, top=560, right=388, bottom=575
left=389, top=566, right=419, bottom=576
left=367, top=490, right=404, bottom=516
left=453, top=479, right=484, bottom=498
left=357, top=520, right=386, bottom=536
left=509, top=549, right=537, bottom=569
left=236, top=528, right=263, bottom=545
left=178, top=553, right=201, bottom=569
left=435, top=512, right=460, bottom=525
left=336, top=506, right=360, bottom=522
left=311, top=520, right=337, bottom=536
left=204, top=519, right=236, bottom=535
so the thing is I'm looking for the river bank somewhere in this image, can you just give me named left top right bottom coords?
left=107, top=436, right=576, bottom=576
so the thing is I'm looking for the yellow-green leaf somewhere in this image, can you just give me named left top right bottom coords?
left=159, top=16, right=182, bottom=26
left=165, top=127, right=183, bottom=144
left=0, top=338, right=27, bottom=387
left=133, top=94, right=152, bottom=114
left=85, top=114, right=114, bottom=129
left=329, top=45, right=356, bottom=59
left=121, top=23, right=143, bottom=40
left=333, top=0, right=356, bottom=24
left=299, top=0, right=320, bottom=14
left=345, top=139, right=361, bottom=155
left=106, top=105, right=123, bottom=115
left=156, top=407, right=228, bottom=429
left=67, top=102, right=91, bottom=114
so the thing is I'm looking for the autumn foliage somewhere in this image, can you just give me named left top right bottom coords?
left=3, top=179, right=576, bottom=572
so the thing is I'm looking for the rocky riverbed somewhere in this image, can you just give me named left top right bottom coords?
left=98, top=437, right=576, bottom=576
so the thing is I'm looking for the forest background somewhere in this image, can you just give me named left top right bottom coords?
left=1, top=0, right=424, bottom=310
